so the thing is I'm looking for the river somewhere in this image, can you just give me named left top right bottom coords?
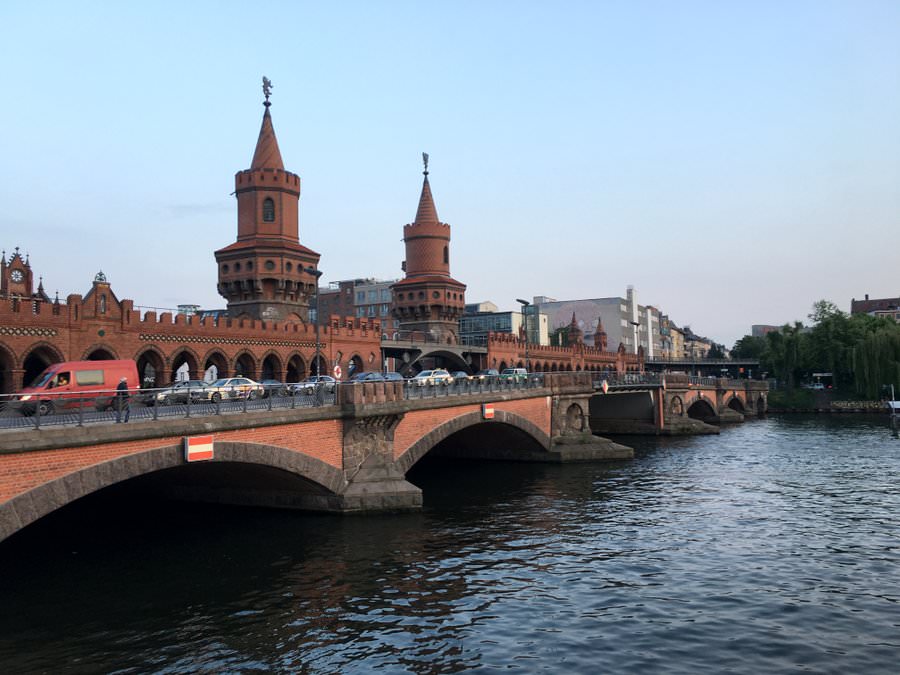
left=1, top=415, right=898, bottom=673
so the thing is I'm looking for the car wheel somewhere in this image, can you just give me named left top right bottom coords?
left=39, top=400, right=55, bottom=416
left=248, top=390, right=259, bottom=401
left=211, top=392, right=222, bottom=403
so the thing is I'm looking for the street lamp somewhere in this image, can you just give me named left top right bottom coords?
left=305, top=266, right=324, bottom=379
left=516, top=298, right=530, bottom=371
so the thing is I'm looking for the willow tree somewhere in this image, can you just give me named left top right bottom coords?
left=853, top=328, right=900, bottom=399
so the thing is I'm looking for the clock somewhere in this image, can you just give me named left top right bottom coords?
left=10, top=270, right=23, bottom=283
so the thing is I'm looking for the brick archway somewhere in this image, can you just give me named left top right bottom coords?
left=0, top=441, right=347, bottom=543
left=396, top=409, right=551, bottom=473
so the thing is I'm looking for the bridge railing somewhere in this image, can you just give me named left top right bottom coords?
left=0, top=383, right=339, bottom=431
left=592, top=372, right=664, bottom=388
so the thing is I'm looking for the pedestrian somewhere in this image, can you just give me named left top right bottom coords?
left=116, top=376, right=130, bottom=423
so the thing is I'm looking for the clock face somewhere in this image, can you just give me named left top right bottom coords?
left=10, top=270, right=23, bottom=283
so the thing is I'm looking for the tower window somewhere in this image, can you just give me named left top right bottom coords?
left=443, top=246, right=449, bottom=264
left=99, top=294, right=107, bottom=314
left=263, top=198, right=275, bottom=222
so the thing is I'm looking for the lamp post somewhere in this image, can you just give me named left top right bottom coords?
left=305, top=266, right=324, bottom=379
left=516, top=298, right=530, bottom=371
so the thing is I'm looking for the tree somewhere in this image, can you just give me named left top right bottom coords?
left=732, top=335, right=766, bottom=359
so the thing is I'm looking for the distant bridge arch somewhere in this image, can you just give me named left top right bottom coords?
left=398, top=410, right=551, bottom=473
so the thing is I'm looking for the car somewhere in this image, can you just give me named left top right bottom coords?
left=383, top=372, right=404, bottom=382
left=500, top=368, right=528, bottom=383
left=475, top=368, right=500, bottom=382
left=144, top=380, right=208, bottom=406
left=289, top=375, right=337, bottom=396
left=451, top=371, right=473, bottom=383
left=411, top=369, right=453, bottom=387
left=348, top=372, right=385, bottom=383
left=259, top=379, right=289, bottom=397
left=193, top=377, right=263, bottom=403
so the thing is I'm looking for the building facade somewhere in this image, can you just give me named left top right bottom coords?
left=850, top=294, right=900, bottom=322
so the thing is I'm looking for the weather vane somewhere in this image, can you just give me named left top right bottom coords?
left=422, top=152, right=429, bottom=175
left=262, top=76, right=273, bottom=107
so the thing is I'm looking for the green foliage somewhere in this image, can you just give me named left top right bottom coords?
left=707, top=343, right=725, bottom=358
left=768, top=388, right=816, bottom=409
left=733, top=300, right=900, bottom=399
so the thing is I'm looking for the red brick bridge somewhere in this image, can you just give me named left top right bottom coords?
left=0, top=373, right=632, bottom=543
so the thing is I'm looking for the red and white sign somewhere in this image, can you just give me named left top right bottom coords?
left=184, top=434, right=214, bottom=462
left=482, top=404, right=495, bottom=419
left=333, top=364, right=342, bottom=380
left=601, top=379, right=609, bottom=394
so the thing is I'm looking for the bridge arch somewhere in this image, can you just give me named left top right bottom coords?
left=260, top=351, right=283, bottom=381
left=397, top=410, right=552, bottom=473
left=135, top=346, right=166, bottom=388
left=0, top=341, right=17, bottom=395
left=201, top=349, right=228, bottom=381
left=0, top=441, right=347, bottom=543
left=726, top=395, right=746, bottom=414
left=285, top=352, right=306, bottom=382
left=687, top=396, right=717, bottom=422
left=82, top=344, right=119, bottom=361
left=21, top=341, right=65, bottom=388
left=168, top=347, right=200, bottom=382
left=233, top=351, right=258, bottom=379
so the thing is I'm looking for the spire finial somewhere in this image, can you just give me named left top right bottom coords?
left=262, top=76, right=273, bottom=108
left=422, top=152, right=429, bottom=176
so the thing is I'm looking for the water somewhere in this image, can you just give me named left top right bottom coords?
left=1, top=415, right=899, bottom=673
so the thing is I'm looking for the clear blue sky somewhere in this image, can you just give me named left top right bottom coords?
left=2, top=1, right=898, bottom=346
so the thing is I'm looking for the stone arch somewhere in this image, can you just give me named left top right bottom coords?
left=21, top=341, right=65, bottom=388
left=499, top=361, right=509, bottom=371
left=168, top=347, right=200, bottom=382
left=565, top=403, right=586, bottom=432
left=0, top=342, right=16, bottom=395
left=135, top=346, right=165, bottom=388
left=397, top=410, right=552, bottom=473
left=311, top=353, right=327, bottom=376
left=668, top=395, right=684, bottom=416
left=233, top=351, right=257, bottom=379
left=285, top=352, right=306, bottom=382
left=0, top=441, right=348, bottom=544
left=201, top=349, right=228, bottom=382
left=260, top=351, right=283, bottom=381
left=576, top=365, right=582, bottom=371
left=687, top=396, right=717, bottom=421
left=726, top=396, right=746, bottom=414
left=82, top=344, right=118, bottom=361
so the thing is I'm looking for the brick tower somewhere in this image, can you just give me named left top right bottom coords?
left=215, top=80, right=320, bottom=322
left=392, top=155, right=466, bottom=343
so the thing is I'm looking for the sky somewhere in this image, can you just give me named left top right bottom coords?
left=2, top=1, right=898, bottom=347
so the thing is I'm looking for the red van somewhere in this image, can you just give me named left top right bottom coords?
left=16, top=360, right=139, bottom=416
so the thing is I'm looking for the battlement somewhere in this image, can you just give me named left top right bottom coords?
left=403, top=221, right=451, bottom=235
left=235, top=167, right=301, bottom=194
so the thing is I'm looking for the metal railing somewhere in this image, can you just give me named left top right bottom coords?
left=0, top=374, right=548, bottom=432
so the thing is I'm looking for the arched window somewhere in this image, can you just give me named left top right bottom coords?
left=443, top=246, right=449, bottom=264
left=263, top=198, right=275, bottom=222
left=99, top=294, right=107, bottom=314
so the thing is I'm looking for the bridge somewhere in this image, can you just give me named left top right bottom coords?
left=643, top=356, right=762, bottom=377
left=590, top=372, right=768, bottom=435
left=0, top=373, right=635, bottom=543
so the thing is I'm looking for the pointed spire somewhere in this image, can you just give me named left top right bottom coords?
left=414, top=154, right=440, bottom=225
left=38, top=276, right=44, bottom=292
left=250, top=104, right=284, bottom=170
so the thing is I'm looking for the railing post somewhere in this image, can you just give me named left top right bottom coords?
left=186, top=391, right=192, bottom=418
left=34, top=398, right=41, bottom=430
left=77, top=398, right=84, bottom=427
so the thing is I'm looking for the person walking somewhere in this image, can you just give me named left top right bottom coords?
left=116, top=376, right=130, bottom=423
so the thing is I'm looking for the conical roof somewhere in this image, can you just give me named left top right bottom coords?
left=250, top=107, right=284, bottom=170
left=414, top=175, right=440, bottom=225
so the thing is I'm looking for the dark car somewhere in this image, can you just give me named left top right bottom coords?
left=349, top=372, right=385, bottom=383
left=259, top=379, right=288, bottom=397
left=475, top=369, right=500, bottom=382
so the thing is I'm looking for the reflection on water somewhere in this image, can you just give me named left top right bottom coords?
left=1, top=415, right=899, bottom=673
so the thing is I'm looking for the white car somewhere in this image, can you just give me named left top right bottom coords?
left=290, top=375, right=337, bottom=395
left=193, top=377, right=263, bottom=402
left=411, top=369, right=453, bottom=387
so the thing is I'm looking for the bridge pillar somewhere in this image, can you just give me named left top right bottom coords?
left=547, top=373, right=633, bottom=460
left=340, top=414, right=423, bottom=512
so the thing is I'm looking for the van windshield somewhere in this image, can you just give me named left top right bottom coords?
left=28, top=370, right=56, bottom=389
